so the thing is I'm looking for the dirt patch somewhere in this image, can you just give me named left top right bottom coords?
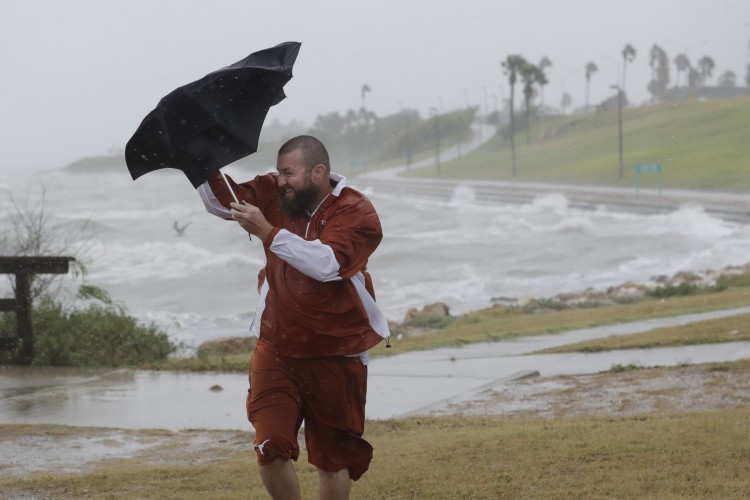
left=0, top=426, right=249, bottom=478
left=433, top=364, right=750, bottom=418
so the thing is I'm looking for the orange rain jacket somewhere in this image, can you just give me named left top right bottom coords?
left=198, top=171, right=389, bottom=360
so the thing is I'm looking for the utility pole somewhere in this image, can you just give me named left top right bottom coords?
left=430, top=107, right=441, bottom=174
left=610, top=85, right=624, bottom=179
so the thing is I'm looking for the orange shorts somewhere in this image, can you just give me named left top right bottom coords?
left=246, top=339, right=373, bottom=481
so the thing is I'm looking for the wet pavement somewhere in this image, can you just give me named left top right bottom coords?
left=2, top=306, right=749, bottom=431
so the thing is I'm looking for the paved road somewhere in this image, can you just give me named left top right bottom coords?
left=352, top=129, right=750, bottom=224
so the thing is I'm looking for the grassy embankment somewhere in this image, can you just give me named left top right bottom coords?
left=398, top=95, right=750, bottom=191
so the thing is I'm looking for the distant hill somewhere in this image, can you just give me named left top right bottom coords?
left=64, top=154, right=125, bottom=172
left=63, top=142, right=282, bottom=174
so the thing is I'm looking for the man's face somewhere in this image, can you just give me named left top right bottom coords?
left=276, top=149, right=320, bottom=215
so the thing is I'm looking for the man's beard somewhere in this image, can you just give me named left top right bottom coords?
left=279, top=180, right=321, bottom=215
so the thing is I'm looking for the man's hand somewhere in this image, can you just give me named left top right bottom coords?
left=230, top=202, right=274, bottom=242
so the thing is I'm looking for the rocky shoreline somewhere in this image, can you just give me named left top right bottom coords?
left=400, top=262, right=750, bottom=327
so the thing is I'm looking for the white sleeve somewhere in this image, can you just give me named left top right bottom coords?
left=197, top=182, right=232, bottom=220
left=269, top=229, right=341, bottom=282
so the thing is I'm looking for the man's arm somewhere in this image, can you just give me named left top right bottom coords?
left=198, top=172, right=276, bottom=219
left=256, top=195, right=382, bottom=283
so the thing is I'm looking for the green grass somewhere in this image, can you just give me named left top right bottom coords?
left=538, top=312, right=750, bottom=355
left=402, top=96, right=750, bottom=191
left=5, top=406, right=750, bottom=498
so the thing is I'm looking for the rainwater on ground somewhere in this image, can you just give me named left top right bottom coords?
left=2, top=306, right=750, bottom=431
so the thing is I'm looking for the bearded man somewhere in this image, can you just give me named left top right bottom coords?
left=198, top=135, right=389, bottom=500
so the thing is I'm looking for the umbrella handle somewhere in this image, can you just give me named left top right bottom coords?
left=221, top=170, right=252, bottom=241
left=220, top=171, right=240, bottom=204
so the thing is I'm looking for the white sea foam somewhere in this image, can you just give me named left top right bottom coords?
left=643, top=204, right=735, bottom=239
left=82, top=240, right=264, bottom=284
left=5, top=166, right=750, bottom=341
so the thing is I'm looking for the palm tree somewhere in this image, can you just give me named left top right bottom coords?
left=501, top=54, right=527, bottom=176
left=621, top=44, right=637, bottom=95
left=585, top=62, right=598, bottom=110
left=697, top=56, right=715, bottom=87
left=519, top=62, right=541, bottom=144
left=674, top=54, right=691, bottom=87
left=361, top=83, right=372, bottom=111
left=537, top=56, right=552, bottom=108
left=648, top=44, right=670, bottom=100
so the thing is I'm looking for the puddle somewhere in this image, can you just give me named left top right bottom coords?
left=1, top=308, right=749, bottom=429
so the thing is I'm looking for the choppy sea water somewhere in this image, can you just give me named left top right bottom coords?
left=2, top=166, right=750, bottom=350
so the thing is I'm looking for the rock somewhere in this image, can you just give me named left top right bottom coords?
left=491, top=296, right=519, bottom=306
left=607, top=281, right=649, bottom=298
left=403, top=302, right=450, bottom=324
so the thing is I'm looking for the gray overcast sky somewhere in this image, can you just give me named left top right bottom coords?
left=1, top=0, right=748, bottom=171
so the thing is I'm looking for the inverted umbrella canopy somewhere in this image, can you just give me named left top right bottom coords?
left=125, top=41, right=301, bottom=188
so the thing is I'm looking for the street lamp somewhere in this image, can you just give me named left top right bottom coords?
left=610, top=84, right=624, bottom=179
left=482, top=86, right=488, bottom=144
left=430, top=106, right=441, bottom=174
left=400, top=102, right=412, bottom=169
left=491, top=94, right=498, bottom=133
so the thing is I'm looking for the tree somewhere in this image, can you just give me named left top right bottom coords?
left=648, top=44, right=670, bottom=100
left=537, top=56, right=552, bottom=107
left=585, top=62, right=598, bottom=109
left=361, top=84, right=371, bottom=111
left=717, top=71, right=737, bottom=88
left=674, top=54, right=691, bottom=87
left=519, top=62, right=544, bottom=144
left=501, top=54, right=527, bottom=176
left=697, top=56, right=715, bottom=86
left=621, top=44, right=637, bottom=95
left=1, top=189, right=89, bottom=302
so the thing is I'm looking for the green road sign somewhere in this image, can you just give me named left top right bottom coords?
left=635, top=163, right=663, bottom=194
left=636, top=163, right=661, bottom=173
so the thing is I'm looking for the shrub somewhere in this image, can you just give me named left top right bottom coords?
left=645, top=282, right=699, bottom=298
left=0, top=286, right=175, bottom=367
left=714, top=273, right=750, bottom=290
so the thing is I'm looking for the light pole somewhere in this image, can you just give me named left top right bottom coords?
left=430, top=106, right=441, bottom=174
left=610, top=84, right=624, bottom=179
left=600, top=55, right=622, bottom=97
left=482, top=86, right=488, bottom=144
left=400, top=102, right=412, bottom=169
left=491, top=93, right=498, bottom=133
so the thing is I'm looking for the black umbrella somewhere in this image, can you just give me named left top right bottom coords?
left=125, top=41, right=301, bottom=190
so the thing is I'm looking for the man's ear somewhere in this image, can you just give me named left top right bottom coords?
left=312, top=163, right=326, bottom=181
